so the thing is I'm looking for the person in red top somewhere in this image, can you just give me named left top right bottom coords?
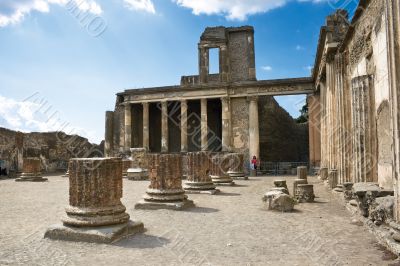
left=251, top=156, right=258, bottom=173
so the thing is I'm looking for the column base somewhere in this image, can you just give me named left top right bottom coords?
left=183, top=181, right=220, bottom=194
left=135, top=199, right=194, bottom=210
left=227, top=171, right=248, bottom=180
left=210, top=175, right=235, bottom=186
left=127, top=168, right=148, bottom=181
left=44, top=220, right=144, bottom=244
left=15, top=173, right=48, bottom=182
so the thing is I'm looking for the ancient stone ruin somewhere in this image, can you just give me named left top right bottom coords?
left=45, top=158, right=144, bottom=243
left=135, top=153, right=194, bottom=210
left=15, top=158, right=47, bottom=182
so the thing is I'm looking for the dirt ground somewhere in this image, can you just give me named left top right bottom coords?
left=0, top=175, right=398, bottom=266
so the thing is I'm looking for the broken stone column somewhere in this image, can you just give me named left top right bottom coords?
left=16, top=158, right=47, bottom=182
left=328, top=169, right=338, bottom=189
left=293, top=179, right=308, bottom=198
left=135, top=154, right=194, bottom=210
left=262, top=191, right=294, bottom=212
left=225, top=153, right=248, bottom=180
left=184, top=152, right=219, bottom=194
left=45, top=158, right=144, bottom=243
left=122, top=159, right=131, bottom=178
left=127, top=148, right=148, bottom=180
left=319, top=167, right=328, bottom=180
left=343, top=182, right=354, bottom=200
left=296, top=184, right=315, bottom=203
left=210, top=153, right=235, bottom=186
left=297, top=166, right=308, bottom=181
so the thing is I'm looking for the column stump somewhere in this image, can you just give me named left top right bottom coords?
left=135, top=154, right=194, bottom=210
left=15, top=158, right=47, bottom=182
left=329, top=169, right=338, bottom=189
left=273, top=180, right=289, bottom=194
left=44, top=158, right=144, bottom=244
left=122, top=159, right=131, bottom=178
left=184, top=152, right=219, bottom=194
left=210, top=153, right=235, bottom=186
left=319, top=167, right=328, bottom=180
left=62, top=170, right=69, bottom=178
left=127, top=148, right=149, bottom=181
left=225, top=153, right=248, bottom=180
left=293, top=179, right=308, bottom=198
left=296, top=184, right=315, bottom=203
left=297, top=166, right=308, bottom=181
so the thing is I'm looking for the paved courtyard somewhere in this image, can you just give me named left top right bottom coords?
left=0, top=175, right=397, bottom=265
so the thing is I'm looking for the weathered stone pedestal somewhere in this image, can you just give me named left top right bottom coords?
left=135, top=154, right=194, bottom=210
left=225, top=153, right=248, bottom=180
left=15, top=158, right=47, bottom=182
left=45, top=158, right=144, bottom=243
left=319, top=167, right=328, bottom=180
left=184, top=152, right=219, bottom=194
left=328, top=169, right=338, bottom=189
left=297, top=166, right=308, bottom=181
left=127, top=148, right=149, bottom=181
left=122, top=159, right=131, bottom=178
left=343, top=182, right=354, bottom=200
left=210, top=153, right=235, bottom=186
left=293, top=179, right=308, bottom=198
left=296, top=184, right=315, bottom=203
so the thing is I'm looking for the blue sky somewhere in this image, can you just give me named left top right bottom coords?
left=0, top=0, right=358, bottom=143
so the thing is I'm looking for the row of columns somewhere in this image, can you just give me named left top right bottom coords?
left=122, top=97, right=260, bottom=161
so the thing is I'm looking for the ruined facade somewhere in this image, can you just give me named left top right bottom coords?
left=106, top=26, right=312, bottom=169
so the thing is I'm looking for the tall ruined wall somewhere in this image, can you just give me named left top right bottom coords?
left=0, top=127, right=104, bottom=174
left=259, top=96, right=309, bottom=162
left=346, top=0, right=392, bottom=188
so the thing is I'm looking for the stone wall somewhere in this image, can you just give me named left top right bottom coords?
left=259, top=96, right=309, bottom=162
left=0, top=127, right=103, bottom=174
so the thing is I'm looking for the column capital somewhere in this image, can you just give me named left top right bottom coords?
left=247, top=95, right=259, bottom=102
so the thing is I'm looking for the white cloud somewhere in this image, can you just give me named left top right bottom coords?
left=0, top=94, right=100, bottom=143
left=0, top=0, right=102, bottom=27
left=262, top=65, right=272, bottom=71
left=124, top=0, right=156, bottom=14
left=173, top=0, right=324, bottom=20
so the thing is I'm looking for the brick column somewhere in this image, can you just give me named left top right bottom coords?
left=248, top=96, right=260, bottom=163
left=221, top=97, right=231, bottom=151
left=44, top=158, right=144, bottom=243
left=181, top=100, right=188, bottom=152
left=142, top=102, right=149, bottom=150
left=161, top=101, right=169, bottom=153
left=124, top=103, right=132, bottom=151
left=184, top=152, right=219, bottom=194
left=201, top=98, right=208, bottom=151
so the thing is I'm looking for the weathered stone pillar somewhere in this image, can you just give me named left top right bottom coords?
left=199, top=47, right=209, bottom=83
left=135, top=154, right=194, bottom=210
left=297, top=166, right=308, bottom=181
left=329, top=169, right=338, bottom=189
left=127, top=148, right=148, bottom=180
left=45, top=158, right=144, bottom=243
left=226, top=153, right=248, bottom=180
left=184, top=152, right=219, bottom=194
left=210, top=153, right=235, bottom=186
left=248, top=96, right=260, bottom=163
left=319, top=167, right=328, bottom=180
left=221, top=97, right=231, bottom=151
left=296, top=184, right=315, bottom=203
left=142, top=102, right=149, bottom=150
left=104, top=111, right=114, bottom=157
left=16, top=158, right=47, bottom=182
left=161, top=101, right=169, bottom=153
left=201, top=98, right=208, bottom=151
left=124, top=103, right=132, bottom=152
left=293, top=179, right=308, bottom=198
left=181, top=100, right=188, bottom=152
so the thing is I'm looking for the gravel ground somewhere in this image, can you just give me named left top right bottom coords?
left=0, top=175, right=397, bottom=266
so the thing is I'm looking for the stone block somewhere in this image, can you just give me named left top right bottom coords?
left=127, top=168, right=149, bottom=181
left=15, top=158, right=47, bottom=182
left=297, top=166, right=307, bottom=181
left=296, top=184, right=315, bottom=203
left=293, top=179, right=308, bottom=198
left=263, top=191, right=294, bottom=212
left=328, top=169, right=338, bottom=189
